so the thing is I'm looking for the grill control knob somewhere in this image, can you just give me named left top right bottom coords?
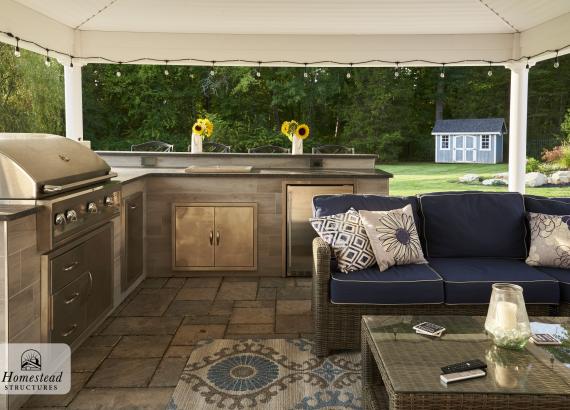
left=87, top=202, right=98, bottom=214
left=65, top=209, right=78, bottom=223
left=104, top=196, right=114, bottom=207
left=54, top=213, right=66, bottom=225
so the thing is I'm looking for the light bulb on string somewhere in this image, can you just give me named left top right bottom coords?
left=210, top=61, right=216, bottom=76
left=14, top=38, right=20, bottom=57
left=487, top=62, right=493, bottom=77
left=256, top=62, right=261, bottom=78
left=303, top=64, right=308, bottom=79
left=70, top=57, right=74, bottom=68
left=44, top=50, right=51, bottom=67
left=554, top=51, right=560, bottom=69
left=439, top=64, right=445, bottom=78
left=164, top=60, right=169, bottom=76
left=116, top=62, right=122, bottom=77
left=394, top=62, right=400, bottom=78
left=346, top=64, right=352, bottom=79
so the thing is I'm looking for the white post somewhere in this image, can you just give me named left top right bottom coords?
left=64, top=65, right=84, bottom=141
left=506, top=62, right=531, bottom=193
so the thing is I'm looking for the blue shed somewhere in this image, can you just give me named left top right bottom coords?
left=431, top=118, right=507, bottom=164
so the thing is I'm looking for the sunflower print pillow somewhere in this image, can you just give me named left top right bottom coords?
left=526, top=212, right=570, bottom=268
left=359, top=205, right=427, bottom=272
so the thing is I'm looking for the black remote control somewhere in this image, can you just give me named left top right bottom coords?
left=441, top=359, right=487, bottom=375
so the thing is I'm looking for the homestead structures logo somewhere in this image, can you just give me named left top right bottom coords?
left=1, top=343, right=70, bottom=395
left=21, top=349, right=41, bottom=371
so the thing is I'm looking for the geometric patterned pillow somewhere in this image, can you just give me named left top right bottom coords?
left=310, top=208, right=376, bottom=273
left=526, top=211, right=570, bottom=268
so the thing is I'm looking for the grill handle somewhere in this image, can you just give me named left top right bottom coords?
left=43, top=172, right=118, bottom=194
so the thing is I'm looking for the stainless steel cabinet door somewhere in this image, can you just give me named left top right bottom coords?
left=214, top=206, right=255, bottom=268
left=174, top=206, right=215, bottom=268
left=86, top=223, right=113, bottom=325
left=124, top=193, right=144, bottom=290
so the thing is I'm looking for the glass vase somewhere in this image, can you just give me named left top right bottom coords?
left=484, top=283, right=531, bottom=350
left=292, top=135, right=303, bottom=155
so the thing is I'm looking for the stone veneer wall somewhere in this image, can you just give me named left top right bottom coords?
left=0, top=214, right=42, bottom=409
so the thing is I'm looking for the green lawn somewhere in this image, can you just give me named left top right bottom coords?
left=378, top=162, right=570, bottom=197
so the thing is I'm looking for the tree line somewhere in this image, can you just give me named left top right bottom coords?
left=1, top=44, right=569, bottom=161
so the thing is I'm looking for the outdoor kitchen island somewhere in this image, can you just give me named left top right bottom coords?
left=98, top=151, right=391, bottom=279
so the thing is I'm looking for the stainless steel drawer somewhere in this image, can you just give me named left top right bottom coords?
left=51, top=271, right=90, bottom=344
left=50, top=243, right=86, bottom=292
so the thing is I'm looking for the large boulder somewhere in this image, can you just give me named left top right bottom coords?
left=525, top=172, right=547, bottom=187
left=551, top=171, right=570, bottom=185
left=482, top=178, right=507, bottom=186
left=459, top=174, right=479, bottom=183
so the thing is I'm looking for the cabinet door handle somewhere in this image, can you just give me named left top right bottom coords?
left=216, top=231, right=220, bottom=246
left=87, top=271, right=93, bottom=297
left=128, top=204, right=137, bottom=210
left=61, top=323, right=78, bottom=337
left=209, top=231, right=214, bottom=245
left=64, top=292, right=80, bottom=305
left=63, top=261, right=79, bottom=271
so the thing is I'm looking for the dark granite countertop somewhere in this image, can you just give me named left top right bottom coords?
left=115, top=167, right=392, bottom=184
left=0, top=204, right=40, bottom=221
left=98, top=151, right=378, bottom=160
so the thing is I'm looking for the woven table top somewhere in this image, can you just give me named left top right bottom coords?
left=363, top=315, right=570, bottom=396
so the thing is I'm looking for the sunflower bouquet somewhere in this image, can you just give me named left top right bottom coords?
left=281, top=120, right=309, bottom=155
left=190, top=118, right=214, bottom=153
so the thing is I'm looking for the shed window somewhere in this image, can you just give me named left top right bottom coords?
left=480, top=135, right=491, bottom=151
left=440, top=135, right=450, bottom=150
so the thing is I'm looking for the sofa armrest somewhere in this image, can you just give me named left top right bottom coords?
left=313, top=237, right=332, bottom=286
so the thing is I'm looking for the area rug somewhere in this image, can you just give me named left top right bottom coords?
left=167, top=338, right=362, bottom=409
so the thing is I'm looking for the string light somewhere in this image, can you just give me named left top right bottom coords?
left=554, top=51, right=560, bottom=68
left=440, top=64, right=445, bottom=78
left=525, top=59, right=530, bottom=69
left=394, top=62, right=400, bottom=78
left=14, top=37, right=20, bottom=57
left=256, top=61, right=261, bottom=78
left=164, top=60, right=169, bottom=76
left=487, top=62, right=493, bottom=77
left=303, top=63, right=308, bottom=79
left=116, top=62, right=122, bottom=77
left=210, top=61, right=215, bottom=76
left=70, top=56, right=74, bottom=68
left=346, top=63, right=352, bottom=79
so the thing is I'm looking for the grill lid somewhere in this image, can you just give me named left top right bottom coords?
left=0, top=133, right=112, bottom=199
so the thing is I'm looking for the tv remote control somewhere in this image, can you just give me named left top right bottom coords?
left=440, top=369, right=486, bottom=384
left=441, top=359, right=487, bottom=374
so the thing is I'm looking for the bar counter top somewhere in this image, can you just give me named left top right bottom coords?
left=0, top=204, right=40, bottom=221
left=113, top=166, right=392, bottom=184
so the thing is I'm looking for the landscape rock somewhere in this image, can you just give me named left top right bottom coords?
left=459, top=174, right=479, bottom=183
left=482, top=178, right=507, bottom=186
left=525, top=172, right=547, bottom=187
left=550, top=171, right=570, bottom=185
left=494, top=172, right=508, bottom=180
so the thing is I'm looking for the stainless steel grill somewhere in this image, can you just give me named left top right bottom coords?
left=0, top=133, right=115, bottom=199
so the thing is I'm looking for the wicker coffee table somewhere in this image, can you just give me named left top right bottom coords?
left=361, top=315, right=570, bottom=410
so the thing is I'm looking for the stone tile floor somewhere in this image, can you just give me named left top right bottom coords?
left=23, top=276, right=313, bottom=409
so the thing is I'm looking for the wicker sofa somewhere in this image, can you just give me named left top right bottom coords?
left=312, top=192, right=570, bottom=357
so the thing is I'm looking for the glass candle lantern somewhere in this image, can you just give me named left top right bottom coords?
left=484, top=283, right=531, bottom=350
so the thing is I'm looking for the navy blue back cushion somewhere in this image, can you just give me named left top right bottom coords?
left=524, top=195, right=570, bottom=215
left=419, top=192, right=527, bottom=258
left=312, top=194, right=421, bottom=232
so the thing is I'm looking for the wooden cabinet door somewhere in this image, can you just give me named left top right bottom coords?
left=174, top=206, right=215, bottom=268
left=214, top=206, right=255, bottom=268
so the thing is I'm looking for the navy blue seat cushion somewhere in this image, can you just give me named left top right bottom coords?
left=428, top=258, right=559, bottom=304
left=536, top=267, right=570, bottom=303
left=330, top=264, right=444, bottom=305
left=419, top=192, right=527, bottom=258
left=313, top=194, right=421, bottom=232
left=524, top=195, right=570, bottom=215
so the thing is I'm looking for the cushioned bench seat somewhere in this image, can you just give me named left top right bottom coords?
left=330, top=264, right=444, bottom=305
left=428, top=258, right=560, bottom=304
left=536, top=267, right=570, bottom=303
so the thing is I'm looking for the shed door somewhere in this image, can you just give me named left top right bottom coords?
left=453, top=135, right=477, bottom=163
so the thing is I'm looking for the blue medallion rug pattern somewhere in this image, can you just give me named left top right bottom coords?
left=167, top=338, right=362, bottom=409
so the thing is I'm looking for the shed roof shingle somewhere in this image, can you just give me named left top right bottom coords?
left=432, top=118, right=507, bottom=134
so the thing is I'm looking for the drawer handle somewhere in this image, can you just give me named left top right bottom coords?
left=209, top=231, right=214, bottom=245
left=128, top=204, right=137, bottom=210
left=63, top=261, right=79, bottom=271
left=64, top=292, right=80, bottom=304
left=61, top=324, right=78, bottom=337
left=87, top=271, right=94, bottom=297
left=216, top=231, right=220, bottom=246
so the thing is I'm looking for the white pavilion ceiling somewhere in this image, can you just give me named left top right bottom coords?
left=12, top=0, right=570, bottom=35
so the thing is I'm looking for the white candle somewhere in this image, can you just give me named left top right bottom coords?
left=496, top=301, right=518, bottom=332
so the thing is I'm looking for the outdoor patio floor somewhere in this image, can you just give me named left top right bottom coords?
left=23, top=276, right=313, bottom=409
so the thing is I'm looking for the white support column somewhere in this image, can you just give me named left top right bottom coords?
left=64, top=65, right=84, bottom=141
left=506, top=62, right=532, bottom=193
